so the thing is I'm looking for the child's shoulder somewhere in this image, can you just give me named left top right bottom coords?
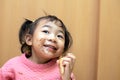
left=2, top=55, right=22, bottom=68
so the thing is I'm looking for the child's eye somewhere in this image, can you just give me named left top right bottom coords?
left=42, top=30, right=49, bottom=34
left=57, top=35, right=64, bottom=39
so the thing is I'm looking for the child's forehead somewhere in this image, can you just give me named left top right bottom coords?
left=38, top=19, right=63, bottom=29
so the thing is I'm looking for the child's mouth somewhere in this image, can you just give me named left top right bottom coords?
left=44, top=44, right=58, bottom=51
left=41, top=38, right=58, bottom=53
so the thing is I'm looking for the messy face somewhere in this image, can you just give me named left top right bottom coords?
left=30, top=20, right=65, bottom=62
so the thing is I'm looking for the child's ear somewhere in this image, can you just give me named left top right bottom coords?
left=25, top=34, right=32, bottom=46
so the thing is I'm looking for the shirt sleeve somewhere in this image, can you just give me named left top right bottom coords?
left=0, top=64, right=15, bottom=80
left=0, top=69, right=2, bottom=79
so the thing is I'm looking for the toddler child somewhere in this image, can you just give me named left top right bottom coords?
left=0, top=15, right=76, bottom=80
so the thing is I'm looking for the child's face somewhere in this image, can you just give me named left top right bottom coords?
left=30, top=20, right=65, bottom=61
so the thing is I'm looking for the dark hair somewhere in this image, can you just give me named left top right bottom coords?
left=19, top=15, right=73, bottom=57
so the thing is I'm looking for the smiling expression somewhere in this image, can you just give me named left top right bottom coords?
left=28, top=20, right=65, bottom=63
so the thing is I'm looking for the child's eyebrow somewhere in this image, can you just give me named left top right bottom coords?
left=42, top=24, right=64, bottom=34
left=58, top=30, right=65, bottom=35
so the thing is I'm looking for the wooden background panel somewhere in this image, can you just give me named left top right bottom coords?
left=0, top=0, right=120, bottom=80
left=97, top=0, right=120, bottom=80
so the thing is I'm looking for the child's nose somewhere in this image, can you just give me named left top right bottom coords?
left=48, top=34, right=57, bottom=43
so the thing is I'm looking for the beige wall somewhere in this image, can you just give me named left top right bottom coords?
left=0, top=0, right=120, bottom=80
left=97, top=0, right=120, bottom=80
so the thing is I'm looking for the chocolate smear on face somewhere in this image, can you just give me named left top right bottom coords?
left=39, top=38, right=49, bottom=54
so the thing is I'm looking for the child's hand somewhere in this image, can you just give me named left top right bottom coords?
left=58, top=53, right=76, bottom=80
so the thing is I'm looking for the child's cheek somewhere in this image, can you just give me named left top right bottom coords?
left=39, top=38, right=46, bottom=44
left=38, top=38, right=46, bottom=51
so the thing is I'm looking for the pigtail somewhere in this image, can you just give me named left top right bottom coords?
left=19, top=19, right=32, bottom=44
left=19, top=19, right=32, bottom=57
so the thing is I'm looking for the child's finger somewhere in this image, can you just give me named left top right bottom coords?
left=66, top=53, right=76, bottom=67
left=58, top=53, right=76, bottom=75
left=63, top=53, right=76, bottom=70
left=59, top=58, right=64, bottom=74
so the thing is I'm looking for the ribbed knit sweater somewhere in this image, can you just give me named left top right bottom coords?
left=0, top=54, right=75, bottom=80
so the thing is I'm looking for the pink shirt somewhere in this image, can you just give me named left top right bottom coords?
left=0, top=54, right=75, bottom=80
